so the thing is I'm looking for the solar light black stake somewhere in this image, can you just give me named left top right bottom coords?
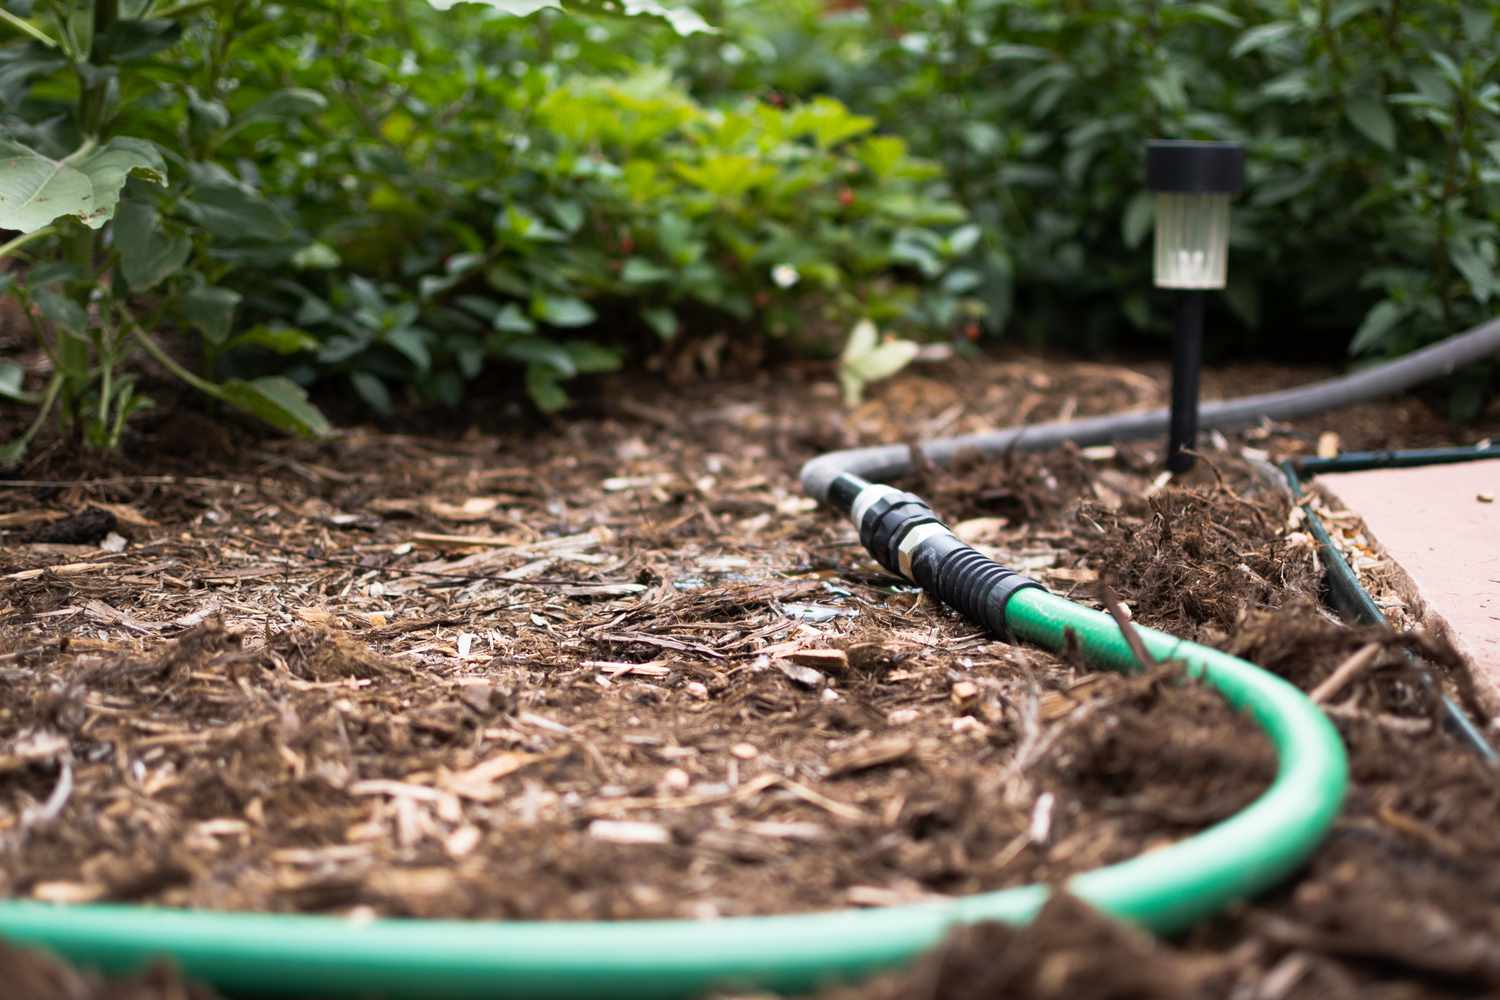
left=1147, top=139, right=1245, bottom=474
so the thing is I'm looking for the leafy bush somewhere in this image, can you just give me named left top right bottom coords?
left=0, top=0, right=976, bottom=462
left=242, top=45, right=976, bottom=414
left=662, top=0, right=1500, bottom=378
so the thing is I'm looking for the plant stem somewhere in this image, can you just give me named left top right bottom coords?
left=78, top=0, right=119, bottom=134
left=0, top=7, right=59, bottom=47
left=2, top=373, right=65, bottom=465
left=13, top=287, right=62, bottom=372
left=129, top=323, right=225, bottom=400
left=0, top=226, right=57, bottom=260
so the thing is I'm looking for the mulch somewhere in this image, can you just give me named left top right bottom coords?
left=2, top=352, right=1499, bottom=999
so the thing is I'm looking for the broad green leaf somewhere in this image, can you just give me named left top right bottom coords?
left=384, top=328, right=432, bottom=371
left=1329, top=0, right=1382, bottom=27
left=501, top=336, right=576, bottom=375
left=0, top=52, right=67, bottom=107
left=317, top=334, right=368, bottom=365
left=0, top=362, right=31, bottom=402
left=292, top=242, right=340, bottom=270
left=986, top=44, right=1051, bottom=62
left=532, top=294, right=597, bottom=328
left=180, top=180, right=291, bottom=242
left=426, top=0, right=560, bottom=12
left=0, top=136, right=164, bottom=232
left=891, top=230, right=944, bottom=277
left=1345, top=96, right=1396, bottom=151
left=947, top=224, right=982, bottom=257
left=1122, top=191, right=1153, bottom=249
left=838, top=319, right=919, bottom=405
left=856, top=136, right=911, bottom=182
left=72, top=139, right=167, bottom=228
left=621, top=258, right=672, bottom=284
left=494, top=303, right=535, bottom=333
left=1450, top=240, right=1499, bottom=304
left=961, top=122, right=1003, bottom=157
left=525, top=363, right=569, bottom=411
left=786, top=97, right=875, bottom=149
left=674, top=154, right=776, bottom=199
left=226, top=325, right=317, bottom=355
left=94, top=18, right=181, bottom=62
left=551, top=200, right=584, bottom=233
left=566, top=341, right=621, bottom=373
left=1231, top=22, right=1294, bottom=58
left=183, top=287, right=243, bottom=345
left=241, top=88, right=329, bottom=123
left=220, top=376, right=331, bottom=437
left=114, top=200, right=191, bottom=290
left=642, top=306, right=678, bottom=340
left=33, top=287, right=87, bottom=336
left=350, top=371, right=393, bottom=415
left=1461, top=5, right=1495, bottom=43
left=1349, top=300, right=1405, bottom=354
left=1164, top=3, right=1242, bottom=28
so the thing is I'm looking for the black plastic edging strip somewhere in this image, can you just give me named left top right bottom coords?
left=1281, top=460, right=1498, bottom=764
left=1292, top=444, right=1500, bottom=477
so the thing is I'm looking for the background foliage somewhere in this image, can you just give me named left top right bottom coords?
left=3, top=0, right=1498, bottom=459
left=0, top=0, right=973, bottom=459
left=660, top=0, right=1499, bottom=398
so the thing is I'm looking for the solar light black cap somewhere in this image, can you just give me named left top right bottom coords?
left=1146, top=140, right=1245, bottom=194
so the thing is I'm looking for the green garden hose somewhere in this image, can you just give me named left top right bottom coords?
left=0, top=571, right=1347, bottom=999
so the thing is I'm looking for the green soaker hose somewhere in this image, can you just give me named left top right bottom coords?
left=0, top=585, right=1347, bottom=999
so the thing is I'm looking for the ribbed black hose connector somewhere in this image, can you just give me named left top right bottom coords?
left=909, top=532, right=1045, bottom=642
left=858, top=492, right=944, bottom=576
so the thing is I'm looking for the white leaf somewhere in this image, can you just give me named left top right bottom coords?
left=426, top=0, right=711, bottom=34
left=838, top=320, right=919, bottom=405
left=617, top=0, right=711, bottom=34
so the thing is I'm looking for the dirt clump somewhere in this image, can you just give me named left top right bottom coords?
left=821, top=893, right=1208, bottom=1000
left=0, top=940, right=217, bottom=1000
left=1078, top=473, right=1320, bottom=640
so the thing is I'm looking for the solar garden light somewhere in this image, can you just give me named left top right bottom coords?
left=1146, top=139, right=1245, bottom=473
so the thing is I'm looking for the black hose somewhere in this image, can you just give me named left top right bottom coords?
left=801, top=315, right=1500, bottom=500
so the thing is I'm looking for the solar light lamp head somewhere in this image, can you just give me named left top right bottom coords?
left=1146, top=140, right=1245, bottom=292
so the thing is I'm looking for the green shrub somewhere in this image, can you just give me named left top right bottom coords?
left=0, top=0, right=976, bottom=462
left=241, top=45, right=977, bottom=414
left=663, top=0, right=1500, bottom=379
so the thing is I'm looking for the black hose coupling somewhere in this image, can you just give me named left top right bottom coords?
left=907, top=533, right=1043, bottom=642
left=857, top=489, right=944, bottom=577
left=846, top=481, right=1046, bottom=642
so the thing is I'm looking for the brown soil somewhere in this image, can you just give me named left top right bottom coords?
left=2, top=354, right=1499, bottom=999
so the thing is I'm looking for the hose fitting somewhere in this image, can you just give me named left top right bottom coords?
left=845, top=479, right=1045, bottom=642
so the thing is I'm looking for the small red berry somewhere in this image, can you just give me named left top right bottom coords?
left=838, top=187, right=855, bottom=208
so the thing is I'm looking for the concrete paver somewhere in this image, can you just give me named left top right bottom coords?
left=1317, top=459, right=1500, bottom=713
